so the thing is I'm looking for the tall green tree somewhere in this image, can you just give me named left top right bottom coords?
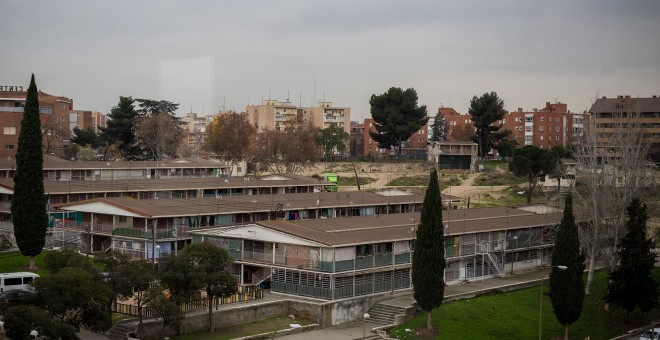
left=549, top=193, right=585, bottom=340
left=71, top=127, right=104, bottom=149
left=314, top=123, right=349, bottom=161
left=11, top=74, right=48, bottom=270
left=412, top=169, right=445, bottom=332
left=468, top=92, right=506, bottom=157
left=99, top=96, right=139, bottom=159
left=154, top=242, right=236, bottom=333
left=493, top=128, right=517, bottom=159
left=184, top=242, right=237, bottom=332
left=509, top=145, right=557, bottom=204
left=606, top=198, right=658, bottom=319
left=429, top=113, right=447, bottom=142
left=369, top=87, right=428, bottom=160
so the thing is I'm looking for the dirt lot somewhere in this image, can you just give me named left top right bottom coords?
left=300, top=161, right=510, bottom=201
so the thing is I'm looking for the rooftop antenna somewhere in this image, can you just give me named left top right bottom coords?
left=287, top=91, right=290, bottom=103
left=268, top=89, right=271, bottom=101
left=313, top=73, right=316, bottom=105
left=299, top=92, right=302, bottom=107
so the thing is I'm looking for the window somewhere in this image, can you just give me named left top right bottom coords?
left=118, top=216, right=127, bottom=223
left=540, top=136, right=544, bottom=141
left=525, top=117, right=533, bottom=122
left=5, top=144, right=14, bottom=150
left=525, top=126, right=532, bottom=132
left=555, top=136, right=559, bottom=141
left=539, top=126, right=544, bottom=132
left=556, top=126, right=560, bottom=132
left=3, top=126, right=16, bottom=135
left=540, top=117, right=544, bottom=122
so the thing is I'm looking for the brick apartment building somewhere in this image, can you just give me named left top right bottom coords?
left=69, top=110, right=106, bottom=134
left=501, top=102, right=585, bottom=149
left=589, top=95, right=660, bottom=162
left=0, top=88, right=73, bottom=159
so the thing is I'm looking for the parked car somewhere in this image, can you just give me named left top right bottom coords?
left=0, top=290, right=35, bottom=305
left=640, top=328, right=660, bottom=340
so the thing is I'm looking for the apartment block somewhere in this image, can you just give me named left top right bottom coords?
left=0, top=89, right=73, bottom=159
left=589, top=95, right=660, bottom=161
left=350, top=118, right=429, bottom=159
left=246, top=100, right=350, bottom=136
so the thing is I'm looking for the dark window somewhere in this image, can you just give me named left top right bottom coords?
left=4, top=278, right=22, bottom=286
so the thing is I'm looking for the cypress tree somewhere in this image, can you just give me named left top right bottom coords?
left=549, top=193, right=585, bottom=339
left=412, top=169, right=445, bottom=332
left=11, top=74, right=48, bottom=269
left=606, top=198, right=658, bottom=319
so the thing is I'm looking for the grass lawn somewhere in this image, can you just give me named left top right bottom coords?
left=171, top=316, right=313, bottom=340
left=0, top=250, right=50, bottom=276
left=337, top=175, right=376, bottom=186
left=389, top=270, right=660, bottom=339
left=388, top=175, right=430, bottom=187
left=473, top=172, right=526, bottom=186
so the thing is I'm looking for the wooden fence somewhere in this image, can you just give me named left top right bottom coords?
left=111, top=288, right=263, bottom=317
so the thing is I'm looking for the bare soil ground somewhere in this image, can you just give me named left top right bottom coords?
left=300, top=161, right=510, bottom=201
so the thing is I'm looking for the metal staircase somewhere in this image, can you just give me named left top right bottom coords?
left=479, top=241, right=505, bottom=278
left=251, top=267, right=272, bottom=286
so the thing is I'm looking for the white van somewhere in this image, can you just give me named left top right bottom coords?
left=0, top=272, right=39, bottom=293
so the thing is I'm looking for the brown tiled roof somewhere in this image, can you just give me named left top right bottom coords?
left=0, top=175, right=331, bottom=194
left=53, top=189, right=458, bottom=218
left=248, top=206, right=562, bottom=246
left=0, top=157, right=228, bottom=171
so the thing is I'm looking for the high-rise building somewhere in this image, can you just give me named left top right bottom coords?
left=0, top=88, right=73, bottom=159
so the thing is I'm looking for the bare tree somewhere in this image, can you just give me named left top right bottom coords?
left=574, top=97, right=655, bottom=294
left=133, top=114, right=185, bottom=160
left=204, top=112, right=256, bottom=175
left=250, top=117, right=321, bottom=174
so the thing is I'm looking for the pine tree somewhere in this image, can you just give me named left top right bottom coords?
left=429, top=113, right=447, bottom=142
left=549, top=193, right=585, bottom=339
left=11, top=74, right=48, bottom=269
left=606, top=198, right=658, bottom=319
left=369, top=87, right=428, bottom=160
left=412, top=169, right=445, bottom=332
left=99, top=96, right=139, bottom=159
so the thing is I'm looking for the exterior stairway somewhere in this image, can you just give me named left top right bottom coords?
left=108, top=320, right=137, bottom=340
left=365, top=303, right=406, bottom=326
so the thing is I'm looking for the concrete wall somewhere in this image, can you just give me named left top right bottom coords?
left=136, top=291, right=406, bottom=339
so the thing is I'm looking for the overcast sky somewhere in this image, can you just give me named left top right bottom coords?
left=2, top=1, right=659, bottom=120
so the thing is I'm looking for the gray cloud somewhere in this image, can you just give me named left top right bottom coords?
left=1, top=0, right=659, bottom=119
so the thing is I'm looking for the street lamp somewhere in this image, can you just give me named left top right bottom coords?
left=363, top=312, right=371, bottom=338
left=271, top=323, right=301, bottom=339
left=539, top=265, right=567, bottom=340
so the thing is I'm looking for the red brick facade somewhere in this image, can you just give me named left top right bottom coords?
left=0, top=90, right=73, bottom=159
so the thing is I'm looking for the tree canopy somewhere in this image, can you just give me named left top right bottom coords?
left=412, top=169, right=445, bottom=332
left=606, top=198, right=658, bottom=318
left=71, top=127, right=104, bottom=149
left=369, top=87, right=428, bottom=159
left=549, top=193, right=585, bottom=339
left=99, top=96, right=139, bottom=159
left=509, top=145, right=557, bottom=203
left=314, top=123, right=349, bottom=161
left=468, top=92, right=506, bottom=157
left=250, top=118, right=320, bottom=174
left=204, top=112, right=256, bottom=173
left=11, top=74, right=47, bottom=269
left=133, top=113, right=185, bottom=160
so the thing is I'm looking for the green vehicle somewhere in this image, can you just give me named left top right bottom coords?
left=323, top=172, right=338, bottom=192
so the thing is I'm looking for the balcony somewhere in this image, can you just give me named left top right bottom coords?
left=355, top=255, right=374, bottom=269
left=395, top=252, right=411, bottom=264
left=375, top=253, right=393, bottom=267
